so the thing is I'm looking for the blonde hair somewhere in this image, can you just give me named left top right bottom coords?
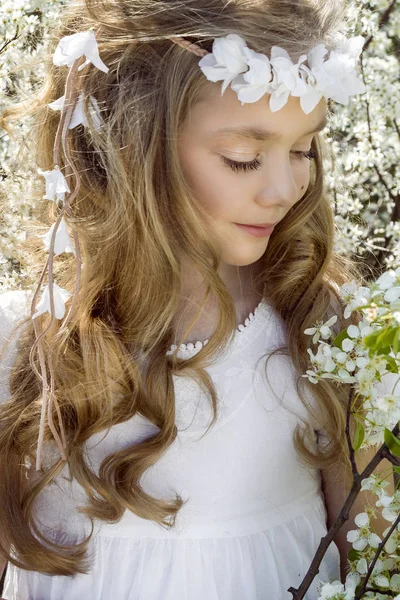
left=0, top=0, right=367, bottom=576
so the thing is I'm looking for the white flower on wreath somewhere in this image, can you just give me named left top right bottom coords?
left=198, top=33, right=366, bottom=115
left=198, top=34, right=249, bottom=95
left=307, top=35, right=366, bottom=107
left=268, top=47, right=310, bottom=113
left=230, top=46, right=274, bottom=104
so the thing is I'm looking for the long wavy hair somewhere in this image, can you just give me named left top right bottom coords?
left=0, top=0, right=369, bottom=577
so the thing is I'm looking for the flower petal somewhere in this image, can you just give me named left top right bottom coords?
left=355, top=512, right=370, bottom=527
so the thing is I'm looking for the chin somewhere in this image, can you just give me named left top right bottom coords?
left=222, top=244, right=269, bottom=267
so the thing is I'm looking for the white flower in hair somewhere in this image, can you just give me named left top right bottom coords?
left=319, top=49, right=366, bottom=106
left=231, top=47, right=273, bottom=104
left=269, top=48, right=309, bottom=94
left=32, top=282, right=72, bottom=320
left=37, top=167, right=71, bottom=203
left=39, top=218, right=76, bottom=257
left=198, top=33, right=249, bottom=95
left=198, top=33, right=366, bottom=114
left=53, top=29, right=109, bottom=73
left=307, top=37, right=366, bottom=106
left=333, top=32, right=366, bottom=61
left=48, top=93, right=103, bottom=131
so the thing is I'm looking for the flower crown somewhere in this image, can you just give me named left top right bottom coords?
left=31, top=29, right=366, bottom=470
left=186, top=33, right=366, bottom=114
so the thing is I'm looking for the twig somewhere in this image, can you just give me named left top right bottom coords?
left=393, top=119, right=400, bottom=141
left=364, top=589, right=400, bottom=597
left=288, top=406, right=400, bottom=599
left=359, top=53, right=400, bottom=266
left=0, top=25, right=20, bottom=55
left=362, top=1, right=397, bottom=53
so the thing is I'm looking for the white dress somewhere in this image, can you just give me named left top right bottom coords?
left=0, top=289, right=342, bottom=600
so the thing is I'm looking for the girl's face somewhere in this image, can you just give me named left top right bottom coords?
left=178, top=82, right=327, bottom=268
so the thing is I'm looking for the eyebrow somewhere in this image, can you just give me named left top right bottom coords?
left=212, top=116, right=328, bottom=141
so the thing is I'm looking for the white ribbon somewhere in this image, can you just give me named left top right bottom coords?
left=39, top=218, right=76, bottom=257
left=32, top=282, right=73, bottom=320
left=53, top=29, right=109, bottom=73
left=48, top=93, right=103, bottom=131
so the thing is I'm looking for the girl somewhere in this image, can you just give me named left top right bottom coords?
left=0, top=0, right=394, bottom=598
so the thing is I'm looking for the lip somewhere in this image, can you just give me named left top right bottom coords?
left=235, top=223, right=276, bottom=238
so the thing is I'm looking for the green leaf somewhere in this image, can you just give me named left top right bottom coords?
left=384, top=428, right=400, bottom=457
left=363, top=327, right=399, bottom=355
left=394, top=328, right=400, bottom=355
left=333, top=329, right=349, bottom=349
left=348, top=548, right=362, bottom=562
left=373, top=345, right=392, bottom=357
left=393, top=466, right=400, bottom=475
left=385, top=355, right=399, bottom=373
left=376, top=327, right=397, bottom=349
left=363, top=329, right=383, bottom=350
left=352, top=421, right=365, bottom=451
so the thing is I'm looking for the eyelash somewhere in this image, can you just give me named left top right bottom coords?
left=222, top=150, right=317, bottom=173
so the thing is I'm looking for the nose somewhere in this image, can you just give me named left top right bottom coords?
left=254, top=153, right=299, bottom=209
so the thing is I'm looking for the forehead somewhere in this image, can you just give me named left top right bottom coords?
left=183, top=81, right=328, bottom=141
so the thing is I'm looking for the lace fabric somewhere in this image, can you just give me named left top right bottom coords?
left=166, top=297, right=272, bottom=359
left=169, top=298, right=280, bottom=434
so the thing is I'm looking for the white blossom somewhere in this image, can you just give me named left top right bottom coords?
left=346, top=511, right=382, bottom=551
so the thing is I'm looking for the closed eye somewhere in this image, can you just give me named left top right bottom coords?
left=221, top=150, right=316, bottom=173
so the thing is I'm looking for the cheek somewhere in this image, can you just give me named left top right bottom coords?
left=295, top=161, right=312, bottom=187
left=180, top=151, right=242, bottom=219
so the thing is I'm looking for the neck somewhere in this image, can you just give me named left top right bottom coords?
left=171, top=257, right=265, bottom=345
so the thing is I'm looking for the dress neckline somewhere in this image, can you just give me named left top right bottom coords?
left=166, top=297, right=272, bottom=358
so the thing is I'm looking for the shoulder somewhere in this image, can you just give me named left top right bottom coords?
left=0, top=289, right=31, bottom=405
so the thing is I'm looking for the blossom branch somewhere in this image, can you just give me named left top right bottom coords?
left=0, top=25, right=19, bottom=56
left=288, top=423, right=399, bottom=599
left=359, top=52, right=400, bottom=270
left=362, top=0, right=397, bottom=53
left=354, top=510, right=400, bottom=599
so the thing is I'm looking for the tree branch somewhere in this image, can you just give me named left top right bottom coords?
left=0, top=25, right=20, bottom=56
left=362, top=1, right=397, bottom=53
left=288, top=394, right=400, bottom=600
